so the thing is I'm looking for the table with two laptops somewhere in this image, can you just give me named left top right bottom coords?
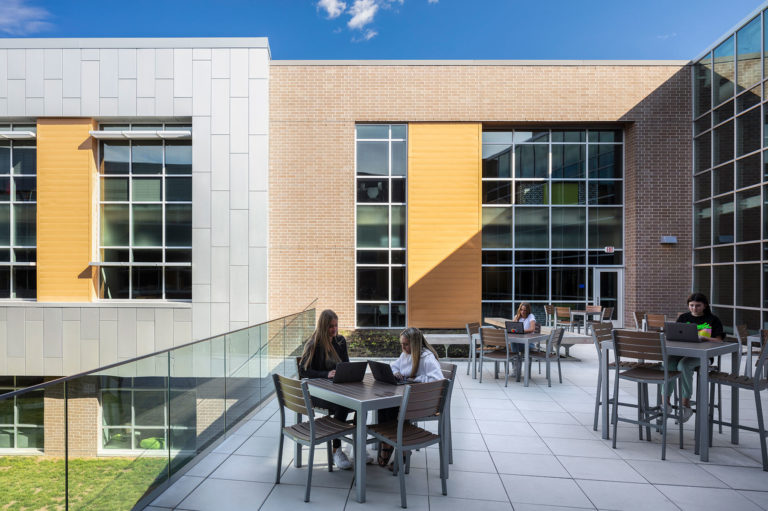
left=599, top=324, right=741, bottom=462
left=305, top=360, right=418, bottom=503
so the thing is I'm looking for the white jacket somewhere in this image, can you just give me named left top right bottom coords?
left=390, top=349, right=444, bottom=383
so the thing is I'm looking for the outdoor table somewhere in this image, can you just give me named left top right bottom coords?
left=483, top=318, right=550, bottom=386
left=569, top=310, right=602, bottom=335
left=307, top=374, right=405, bottom=503
left=600, top=334, right=740, bottom=462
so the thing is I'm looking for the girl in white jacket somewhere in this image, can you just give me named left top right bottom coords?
left=377, top=327, right=444, bottom=466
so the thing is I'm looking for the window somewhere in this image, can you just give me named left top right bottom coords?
left=355, top=124, right=407, bottom=327
left=481, top=129, right=623, bottom=320
left=0, top=124, right=37, bottom=299
left=98, top=123, right=192, bottom=300
left=0, top=377, right=44, bottom=451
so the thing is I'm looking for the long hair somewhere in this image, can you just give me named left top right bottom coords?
left=400, top=327, right=439, bottom=377
left=513, top=302, right=531, bottom=321
left=301, top=309, right=341, bottom=371
left=686, top=292, right=712, bottom=315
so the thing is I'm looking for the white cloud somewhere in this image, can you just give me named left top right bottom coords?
left=348, top=0, right=378, bottom=30
left=317, top=0, right=347, bottom=19
left=352, top=29, right=378, bottom=42
left=428, top=0, right=438, bottom=3
left=0, top=0, right=52, bottom=35
left=656, top=33, right=677, bottom=40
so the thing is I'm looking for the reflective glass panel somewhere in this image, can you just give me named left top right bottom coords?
left=694, top=266, right=711, bottom=298
left=588, top=207, right=622, bottom=249
left=588, top=145, right=622, bottom=178
left=482, top=266, right=512, bottom=300
left=483, top=181, right=511, bottom=204
left=356, top=304, right=389, bottom=327
left=166, top=177, right=191, bottom=202
left=0, top=205, right=9, bottom=246
left=133, top=267, right=162, bottom=299
left=714, top=195, right=735, bottom=244
left=132, top=178, right=162, bottom=202
left=551, top=207, right=586, bottom=249
left=102, top=142, right=130, bottom=174
left=736, top=187, right=760, bottom=241
left=694, top=173, right=711, bottom=202
left=11, top=144, right=36, bottom=175
left=482, top=145, right=512, bottom=178
left=514, top=207, right=548, bottom=248
left=515, top=181, right=547, bottom=204
left=551, top=182, right=584, bottom=205
left=101, top=204, right=129, bottom=246
left=132, top=204, right=162, bottom=246
left=0, top=142, right=8, bottom=173
left=736, top=16, right=761, bottom=92
left=357, top=205, right=388, bottom=248
left=587, top=130, right=622, bottom=143
left=0, top=177, right=8, bottom=201
left=357, top=141, right=388, bottom=176
left=695, top=202, right=711, bottom=247
left=515, top=145, right=548, bottom=178
left=551, top=145, right=585, bottom=178
left=102, top=177, right=129, bottom=202
left=736, top=107, right=761, bottom=157
left=513, top=131, right=548, bottom=143
left=357, top=178, right=388, bottom=203
left=551, top=268, right=586, bottom=301
left=737, top=85, right=761, bottom=113
left=357, top=267, right=388, bottom=300
left=391, top=205, right=405, bottom=248
left=712, top=265, right=734, bottom=305
left=391, top=141, right=406, bottom=176
left=391, top=178, right=405, bottom=203
left=695, top=54, right=713, bottom=116
left=13, top=267, right=36, bottom=299
left=714, top=163, right=734, bottom=195
left=166, top=204, right=192, bottom=247
left=165, top=268, right=191, bottom=300
left=589, top=181, right=623, bottom=205
left=165, top=142, right=192, bottom=174
left=13, top=204, right=35, bottom=246
left=356, top=125, right=389, bottom=139
left=391, top=267, right=405, bottom=301
left=713, top=35, right=735, bottom=105
left=132, top=142, right=163, bottom=174
left=14, top=177, right=35, bottom=201
left=100, top=266, right=129, bottom=298
left=514, top=267, right=548, bottom=300
left=482, top=207, right=512, bottom=248
left=737, top=152, right=760, bottom=188
left=695, top=113, right=711, bottom=135
left=694, top=133, right=711, bottom=172
left=714, top=121, right=734, bottom=165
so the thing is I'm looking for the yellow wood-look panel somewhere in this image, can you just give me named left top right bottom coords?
left=407, top=123, right=482, bottom=328
left=37, top=119, right=97, bottom=302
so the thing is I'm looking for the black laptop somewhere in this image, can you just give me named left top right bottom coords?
left=332, top=361, right=368, bottom=383
left=505, top=321, right=526, bottom=334
left=664, top=322, right=702, bottom=343
left=368, top=360, right=413, bottom=385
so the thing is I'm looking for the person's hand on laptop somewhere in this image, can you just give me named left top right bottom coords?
left=393, top=372, right=403, bottom=381
left=327, top=369, right=336, bottom=379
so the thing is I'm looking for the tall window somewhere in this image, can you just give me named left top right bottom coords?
left=692, top=12, right=764, bottom=332
left=481, top=129, right=624, bottom=321
left=0, top=377, right=44, bottom=451
left=99, top=124, right=192, bottom=300
left=355, top=124, right=407, bottom=327
left=0, top=124, right=37, bottom=299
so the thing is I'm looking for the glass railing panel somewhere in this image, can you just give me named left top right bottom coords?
left=225, top=327, right=261, bottom=429
left=68, top=353, right=169, bottom=510
left=168, top=333, right=225, bottom=476
left=0, top=380, right=64, bottom=510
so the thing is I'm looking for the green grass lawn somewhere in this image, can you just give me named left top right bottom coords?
left=0, top=455, right=169, bottom=511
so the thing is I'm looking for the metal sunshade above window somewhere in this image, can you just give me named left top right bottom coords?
left=0, top=131, right=37, bottom=140
left=89, top=129, right=192, bottom=140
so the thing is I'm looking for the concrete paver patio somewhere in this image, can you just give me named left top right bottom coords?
left=148, top=343, right=768, bottom=510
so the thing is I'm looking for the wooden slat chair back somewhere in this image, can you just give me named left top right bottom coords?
left=586, top=305, right=603, bottom=314
left=527, top=327, right=565, bottom=387
left=644, top=313, right=666, bottom=332
left=368, top=379, right=451, bottom=507
left=708, top=329, right=768, bottom=471
left=555, top=306, right=573, bottom=331
left=610, top=330, right=682, bottom=460
left=273, top=374, right=356, bottom=502
left=465, top=322, right=481, bottom=376
left=544, top=304, right=555, bottom=327
left=601, top=307, right=614, bottom=323
left=479, top=326, right=512, bottom=386
left=633, top=311, right=645, bottom=330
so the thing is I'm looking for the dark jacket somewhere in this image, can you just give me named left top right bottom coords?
left=299, top=335, right=350, bottom=379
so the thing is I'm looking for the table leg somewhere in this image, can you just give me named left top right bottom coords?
left=294, top=412, right=302, bottom=467
left=698, top=354, right=710, bottom=462
left=746, top=341, right=754, bottom=378
left=354, top=407, right=368, bottom=503
left=471, top=335, right=477, bottom=379
left=601, top=344, right=610, bottom=440
left=731, top=350, right=740, bottom=445
left=524, top=343, right=530, bottom=387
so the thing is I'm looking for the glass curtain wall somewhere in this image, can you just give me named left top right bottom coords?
left=693, top=12, right=764, bottom=332
left=481, top=129, right=624, bottom=321
left=0, top=124, right=37, bottom=299
left=0, top=377, right=45, bottom=450
left=99, top=124, right=192, bottom=300
left=355, top=124, right=407, bottom=328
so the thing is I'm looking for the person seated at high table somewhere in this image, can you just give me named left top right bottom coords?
left=377, top=327, right=444, bottom=467
left=663, top=292, right=725, bottom=423
left=299, top=309, right=372, bottom=469
left=510, top=302, right=538, bottom=358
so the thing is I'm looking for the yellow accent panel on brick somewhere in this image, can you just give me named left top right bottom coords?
left=37, top=119, right=97, bottom=302
left=407, top=123, right=482, bottom=328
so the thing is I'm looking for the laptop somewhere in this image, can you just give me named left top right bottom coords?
left=332, top=361, right=368, bottom=383
left=664, top=322, right=702, bottom=343
left=368, top=360, right=413, bottom=385
left=505, top=321, right=526, bottom=334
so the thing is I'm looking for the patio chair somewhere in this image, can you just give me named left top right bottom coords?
left=465, top=322, right=480, bottom=377
left=591, top=323, right=660, bottom=435
left=368, top=379, right=450, bottom=508
left=644, top=313, right=666, bottom=332
left=478, top=326, right=513, bottom=386
left=611, top=329, right=683, bottom=460
left=273, top=374, right=356, bottom=502
left=632, top=311, right=645, bottom=330
left=554, top=306, right=574, bottom=332
left=584, top=305, right=603, bottom=334
left=543, top=304, right=555, bottom=327
left=739, top=326, right=768, bottom=378
left=601, top=306, right=614, bottom=323
left=526, top=328, right=565, bottom=387
left=708, top=329, right=768, bottom=471
left=415, top=362, right=457, bottom=465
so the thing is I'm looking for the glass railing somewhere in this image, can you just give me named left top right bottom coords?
left=0, top=307, right=315, bottom=510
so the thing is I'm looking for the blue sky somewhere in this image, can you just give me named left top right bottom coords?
left=0, top=0, right=765, bottom=60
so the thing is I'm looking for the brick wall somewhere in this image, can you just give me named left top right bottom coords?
left=269, top=63, right=692, bottom=328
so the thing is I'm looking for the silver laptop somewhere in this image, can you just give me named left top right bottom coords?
left=664, top=322, right=702, bottom=342
left=505, top=321, right=525, bottom=334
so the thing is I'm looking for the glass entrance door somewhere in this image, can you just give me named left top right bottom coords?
left=594, top=268, right=623, bottom=326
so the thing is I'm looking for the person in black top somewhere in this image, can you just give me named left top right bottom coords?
left=298, top=309, right=355, bottom=469
left=665, top=292, right=725, bottom=423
